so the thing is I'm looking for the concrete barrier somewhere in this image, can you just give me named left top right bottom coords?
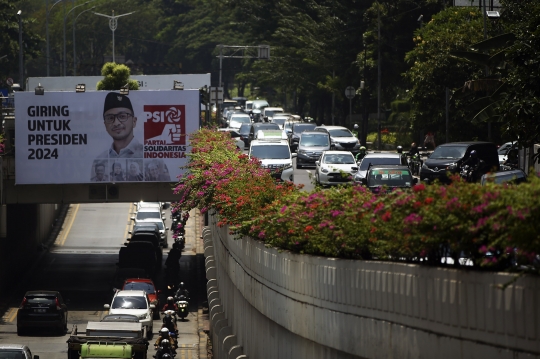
left=205, top=214, right=540, bottom=358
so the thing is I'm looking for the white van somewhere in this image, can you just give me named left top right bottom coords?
left=262, top=107, right=284, bottom=122
left=249, top=138, right=296, bottom=182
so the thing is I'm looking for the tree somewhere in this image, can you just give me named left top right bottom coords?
left=404, top=7, right=487, bottom=141
left=96, top=63, right=139, bottom=90
left=0, top=0, right=42, bottom=82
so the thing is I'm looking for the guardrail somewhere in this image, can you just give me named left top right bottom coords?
left=203, top=212, right=540, bottom=359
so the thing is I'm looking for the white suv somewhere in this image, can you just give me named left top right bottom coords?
left=314, top=125, right=360, bottom=155
left=104, top=290, right=155, bottom=339
left=249, top=138, right=296, bottom=182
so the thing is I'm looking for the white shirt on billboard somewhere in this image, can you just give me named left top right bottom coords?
left=95, top=137, right=144, bottom=159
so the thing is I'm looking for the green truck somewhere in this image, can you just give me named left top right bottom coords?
left=67, top=322, right=149, bottom=359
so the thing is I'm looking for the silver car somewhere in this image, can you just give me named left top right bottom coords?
left=313, top=125, right=360, bottom=154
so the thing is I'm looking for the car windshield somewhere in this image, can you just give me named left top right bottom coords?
left=328, top=129, right=353, bottom=137
left=123, top=282, right=156, bottom=294
left=230, top=116, right=250, bottom=123
left=255, top=124, right=280, bottom=131
left=300, top=134, right=329, bottom=147
left=136, top=211, right=161, bottom=220
left=430, top=146, right=467, bottom=159
left=368, top=169, right=413, bottom=187
left=111, top=296, right=147, bottom=309
left=293, top=124, right=316, bottom=134
left=324, top=154, right=355, bottom=164
left=359, top=157, right=401, bottom=170
left=251, top=145, right=291, bottom=159
left=272, top=118, right=286, bottom=126
left=239, top=124, right=251, bottom=133
left=0, top=350, right=25, bottom=359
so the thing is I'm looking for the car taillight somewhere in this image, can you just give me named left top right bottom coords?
left=55, top=298, right=62, bottom=310
left=19, top=297, right=27, bottom=309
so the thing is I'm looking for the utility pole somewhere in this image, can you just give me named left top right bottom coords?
left=18, top=10, right=23, bottom=88
left=94, top=10, right=135, bottom=63
left=377, top=4, right=382, bottom=150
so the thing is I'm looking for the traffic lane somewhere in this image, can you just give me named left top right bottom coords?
left=293, top=157, right=315, bottom=192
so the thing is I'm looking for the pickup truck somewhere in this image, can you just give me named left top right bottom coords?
left=67, top=322, right=149, bottom=359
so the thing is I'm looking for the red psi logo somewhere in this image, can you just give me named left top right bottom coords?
left=143, top=105, right=186, bottom=145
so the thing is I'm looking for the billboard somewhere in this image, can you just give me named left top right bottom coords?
left=15, top=90, right=199, bottom=185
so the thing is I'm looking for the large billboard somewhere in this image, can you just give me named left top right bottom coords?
left=15, top=90, right=199, bottom=185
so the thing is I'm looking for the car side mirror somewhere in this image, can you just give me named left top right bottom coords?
left=104, top=304, right=110, bottom=309
left=291, top=153, right=297, bottom=158
left=150, top=304, right=156, bottom=310
left=130, top=216, right=135, bottom=221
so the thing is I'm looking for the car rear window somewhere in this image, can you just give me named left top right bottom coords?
left=136, top=211, right=161, bottom=220
left=112, top=296, right=147, bottom=309
left=328, top=129, right=353, bottom=137
left=27, top=296, right=55, bottom=305
left=300, top=134, right=329, bottom=147
left=293, top=124, right=316, bottom=133
left=360, top=157, right=401, bottom=170
left=123, top=282, right=155, bottom=294
left=0, top=351, right=26, bottom=359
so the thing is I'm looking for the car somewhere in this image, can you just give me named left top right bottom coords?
left=104, top=290, right=154, bottom=339
left=497, top=141, right=518, bottom=164
left=247, top=123, right=281, bottom=147
left=270, top=114, right=292, bottom=129
left=126, top=231, right=163, bottom=263
left=314, top=125, right=360, bottom=154
left=296, top=131, right=332, bottom=169
left=228, top=113, right=251, bottom=129
left=354, top=152, right=403, bottom=183
left=283, top=119, right=303, bottom=137
left=314, top=151, right=358, bottom=186
left=131, top=207, right=165, bottom=224
left=0, top=345, right=39, bottom=359
left=251, top=99, right=270, bottom=111
left=480, top=169, right=527, bottom=186
left=100, top=314, right=140, bottom=323
left=288, top=123, right=317, bottom=151
left=111, top=268, right=149, bottom=293
left=17, top=291, right=68, bottom=335
left=218, top=128, right=245, bottom=151
left=262, top=107, right=284, bottom=122
left=136, top=218, right=168, bottom=247
left=121, top=278, right=161, bottom=319
left=135, top=201, right=162, bottom=212
left=245, top=100, right=253, bottom=112
left=362, top=165, right=417, bottom=193
left=238, top=123, right=251, bottom=148
left=224, top=109, right=246, bottom=127
left=249, top=138, right=296, bottom=182
left=420, top=141, right=500, bottom=184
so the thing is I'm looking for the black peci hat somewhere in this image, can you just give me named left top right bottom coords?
left=103, top=92, right=134, bottom=115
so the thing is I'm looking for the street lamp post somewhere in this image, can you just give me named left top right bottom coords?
left=46, top=0, right=62, bottom=77
left=94, top=10, right=135, bottom=63
left=73, top=6, right=95, bottom=76
left=64, top=1, right=92, bottom=76
left=17, top=10, right=23, bottom=88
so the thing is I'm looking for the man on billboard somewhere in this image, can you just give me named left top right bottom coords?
left=96, top=92, right=144, bottom=159
left=91, top=160, right=110, bottom=182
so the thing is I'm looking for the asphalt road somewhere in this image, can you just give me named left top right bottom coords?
left=0, top=203, right=201, bottom=359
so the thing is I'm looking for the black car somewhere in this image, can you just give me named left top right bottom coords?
left=289, top=123, right=317, bottom=152
left=247, top=123, right=281, bottom=146
left=420, top=142, right=499, bottom=184
left=17, top=291, right=68, bottom=335
left=238, top=123, right=251, bottom=148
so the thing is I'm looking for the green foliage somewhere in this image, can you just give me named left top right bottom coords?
left=96, top=63, right=139, bottom=91
left=404, top=7, right=487, bottom=140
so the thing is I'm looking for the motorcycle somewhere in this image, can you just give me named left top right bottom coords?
left=459, top=165, right=476, bottom=183
left=406, top=154, right=421, bottom=176
left=175, top=295, right=189, bottom=321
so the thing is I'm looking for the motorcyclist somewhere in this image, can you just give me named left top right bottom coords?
left=503, top=149, right=519, bottom=168
left=155, top=330, right=177, bottom=352
left=352, top=123, right=360, bottom=138
left=165, top=242, right=182, bottom=270
left=162, top=296, right=178, bottom=312
left=175, top=282, right=190, bottom=301
left=461, top=150, right=484, bottom=182
left=406, top=142, right=422, bottom=171
left=161, top=311, right=178, bottom=334
left=355, top=146, right=367, bottom=162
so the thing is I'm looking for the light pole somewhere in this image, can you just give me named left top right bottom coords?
left=377, top=4, right=382, bottom=150
left=46, top=0, right=63, bottom=77
left=94, top=10, right=135, bottom=63
left=64, top=1, right=92, bottom=76
left=73, top=6, right=95, bottom=76
left=17, top=10, right=23, bottom=88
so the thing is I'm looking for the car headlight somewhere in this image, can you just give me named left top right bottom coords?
left=447, top=163, right=457, bottom=170
left=321, top=168, right=329, bottom=173
left=138, top=313, right=148, bottom=320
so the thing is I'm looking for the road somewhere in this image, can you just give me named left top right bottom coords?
left=0, top=203, right=202, bottom=359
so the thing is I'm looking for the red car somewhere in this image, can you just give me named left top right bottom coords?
left=121, top=278, right=161, bottom=319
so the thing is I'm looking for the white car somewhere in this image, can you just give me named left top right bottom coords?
left=249, top=138, right=296, bottom=182
left=135, top=201, right=162, bottom=212
left=497, top=141, right=517, bottom=164
left=104, top=290, right=154, bottom=339
left=315, top=151, right=358, bottom=186
left=131, top=207, right=165, bottom=224
left=229, top=113, right=251, bottom=129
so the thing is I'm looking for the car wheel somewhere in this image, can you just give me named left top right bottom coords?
left=315, top=172, right=320, bottom=185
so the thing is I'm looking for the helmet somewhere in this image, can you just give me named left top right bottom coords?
left=397, top=146, right=403, bottom=153
left=179, top=282, right=185, bottom=290
left=160, top=327, right=169, bottom=335
left=161, top=339, right=170, bottom=348
left=167, top=296, right=174, bottom=302
left=359, top=146, right=366, bottom=153
left=353, top=124, right=359, bottom=130
left=162, top=355, right=172, bottom=359
left=470, top=150, right=478, bottom=158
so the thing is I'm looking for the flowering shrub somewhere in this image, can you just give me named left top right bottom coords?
left=174, top=128, right=540, bottom=271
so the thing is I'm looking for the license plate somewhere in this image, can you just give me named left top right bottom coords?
left=34, top=309, right=46, bottom=313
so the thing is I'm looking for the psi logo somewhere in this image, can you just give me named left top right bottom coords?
left=143, top=105, right=186, bottom=145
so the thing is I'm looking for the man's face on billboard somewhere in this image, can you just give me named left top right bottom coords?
left=95, top=165, right=105, bottom=180
left=103, top=107, right=137, bottom=141
left=130, top=163, right=138, bottom=175
left=149, top=164, right=159, bottom=178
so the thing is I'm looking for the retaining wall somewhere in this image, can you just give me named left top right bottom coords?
left=203, top=214, right=540, bottom=359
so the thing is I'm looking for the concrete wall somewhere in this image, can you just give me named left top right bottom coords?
left=204, top=214, right=540, bottom=359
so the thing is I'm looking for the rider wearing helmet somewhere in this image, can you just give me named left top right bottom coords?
left=355, top=146, right=367, bottom=162
left=462, top=150, right=484, bottom=182
left=155, top=328, right=177, bottom=350
left=352, top=123, right=360, bottom=138
left=175, top=282, right=190, bottom=300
